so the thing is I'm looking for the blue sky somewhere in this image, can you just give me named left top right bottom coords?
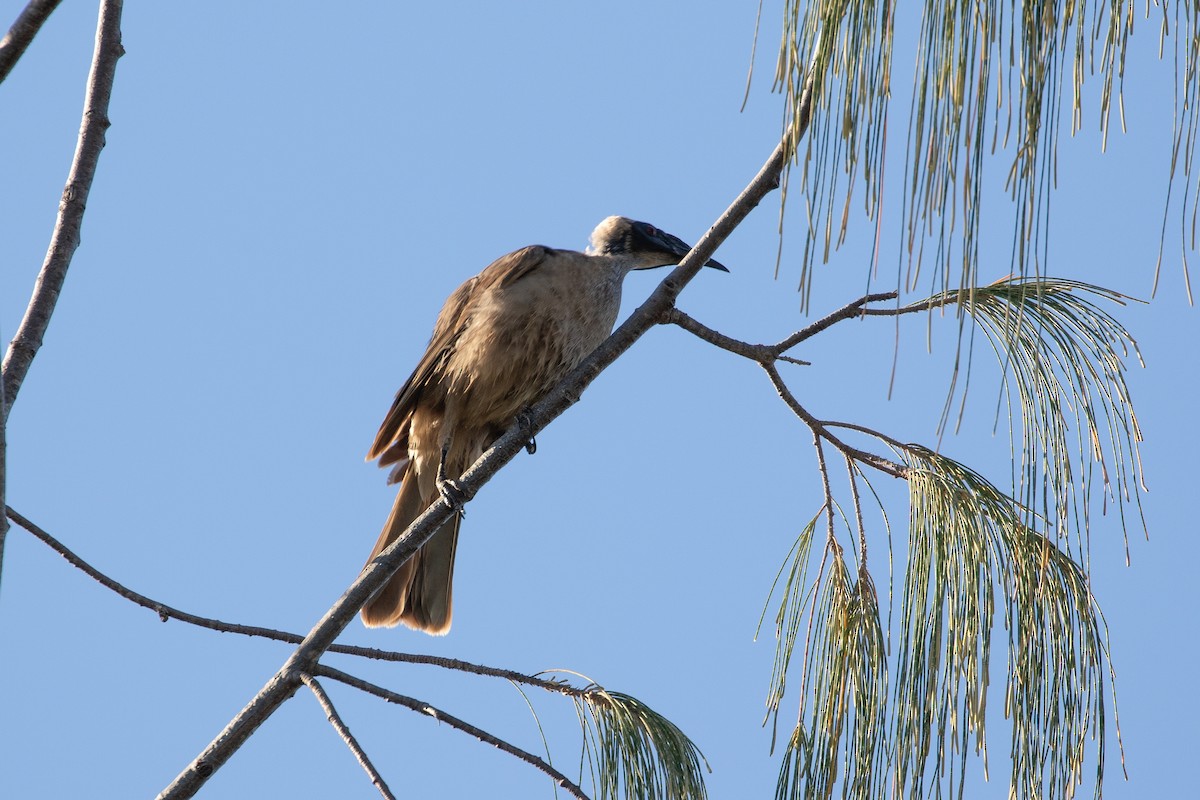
left=2, top=3, right=1196, bottom=798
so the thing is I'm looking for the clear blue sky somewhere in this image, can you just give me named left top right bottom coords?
left=2, top=3, right=1195, bottom=798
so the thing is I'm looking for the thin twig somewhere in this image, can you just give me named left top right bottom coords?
left=1, top=0, right=123, bottom=419
left=666, top=292, right=905, bottom=365
left=811, top=435, right=838, bottom=549
left=300, top=673, right=397, bottom=800
left=662, top=307, right=776, bottom=362
left=7, top=505, right=312, bottom=639
left=5, top=505, right=597, bottom=701
left=312, top=664, right=591, bottom=800
left=845, top=457, right=868, bottom=569
left=0, top=0, right=122, bottom=596
left=669, top=288, right=959, bottom=369
left=329, top=648, right=596, bottom=700
left=855, top=293, right=960, bottom=318
left=819, top=419, right=912, bottom=454
left=0, top=0, right=63, bottom=84
left=761, top=362, right=908, bottom=478
left=772, top=291, right=899, bottom=354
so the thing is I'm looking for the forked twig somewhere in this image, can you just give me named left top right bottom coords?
left=762, top=363, right=908, bottom=478
left=313, top=664, right=590, bottom=800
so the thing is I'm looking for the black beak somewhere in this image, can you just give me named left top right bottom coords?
left=638, top=224, right=730, bottom=272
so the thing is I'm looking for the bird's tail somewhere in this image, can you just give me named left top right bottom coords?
left=360, top=469, right=460, bottom=634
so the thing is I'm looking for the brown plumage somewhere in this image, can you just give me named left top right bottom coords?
left=361, top=216, right=726, bottom=633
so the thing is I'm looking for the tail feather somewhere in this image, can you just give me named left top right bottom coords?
left=361, top=470, right=460, bottom=634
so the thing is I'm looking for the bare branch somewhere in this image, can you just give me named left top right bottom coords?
left=1, top=0, right=122, bottom=601
left=300, top=674, right=397, bottom=800
left=330, top=648, right=595, bottom=700
left=855, top=293, right=960, bottom=318
left=846, top=457, right=868, bottom=570
left=772, top=291, right=899, bottom=354
left=662, top=307, right=775, bottom=362
left=13, top=493, right=622, bottom=796
left=761, top=362, right=908, bottom=478
left=0, top=0, right=62, bottom=84
left=812, top=434, right=838, bottom=548
left=665, top=291, right=905, bottom=364
left=819, top=419, right=912, bottom=453
left=6, top=505, right=315, bottom=641
left=312, top=664, right=591, bottom=800
left=1, top=0, right=124, bottom=420
left=5, top=505, right=601, bottom=701
left=663, top=299, right=913, bottom=481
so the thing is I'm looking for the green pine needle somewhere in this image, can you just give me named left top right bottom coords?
left=569, top=679, right=710, bottom=800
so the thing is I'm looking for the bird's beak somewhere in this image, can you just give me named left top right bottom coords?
left=641, top=227, right=730, bottom=272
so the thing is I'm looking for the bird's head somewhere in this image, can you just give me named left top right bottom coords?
left=586, top=216, right=729, bottom=272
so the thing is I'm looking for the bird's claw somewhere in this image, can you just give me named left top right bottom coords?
left=437, top=477, right=467, bottom=516
left=436, top=455, right=467, bottom=516
left=516, top=409, right=537, bottom=455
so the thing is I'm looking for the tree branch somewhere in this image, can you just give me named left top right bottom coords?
left=667, top=292, right=907, bottom=479
left=1, top=0, right=123, bottom=420
left=668, top=288, right=970, bottom=372
left=312, top=664, right=590, bottom=800
left=329, top=649, right=598, bottom=700
left=664, top=289, right=906, bottom=364
left=820, top=419, right=912, bottom=453
left=10, top=501, right=623, bottom=793
left=771, top=291, right=899, bottom=354
left=5, top=505, right=604, bottom=702
left=855, top=293, right=959, bottom=318
left=300, top=673, right=397, bottom=800
left=661, top=307, right=778, bottom=362
left=761, top=362, right=909, bottom=479
left=812, top=434, right=838, bottom=548
left=1, top=0, right=122, bottom=599
left=0, top=0, right=63, bottom=84
left=6, top=505, right=314, bottom=639
left=845, top=456, right=868, bottom=569
left=666, top=289, right=965, bottom=483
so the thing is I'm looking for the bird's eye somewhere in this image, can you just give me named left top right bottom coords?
left=644, top=225, right=657, bottom=236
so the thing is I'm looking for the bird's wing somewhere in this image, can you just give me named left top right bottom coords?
left=366, top=245, right=550, bottom=465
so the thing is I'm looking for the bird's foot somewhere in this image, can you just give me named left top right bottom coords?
left=437, top=478, right=467, bottom=516
left=436, top=458, right=467, bottom=516
left=516, top=409, right=537, bottom=455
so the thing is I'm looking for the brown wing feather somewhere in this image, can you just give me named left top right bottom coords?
left=367, top=277, right=475, bottom=464
left=366, top=245, right=550, bottom=464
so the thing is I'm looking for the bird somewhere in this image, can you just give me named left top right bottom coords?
left=360, top=216, right=727, bottom=634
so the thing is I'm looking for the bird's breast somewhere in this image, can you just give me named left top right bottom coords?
left=441, top=262, right=623, bottom=428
